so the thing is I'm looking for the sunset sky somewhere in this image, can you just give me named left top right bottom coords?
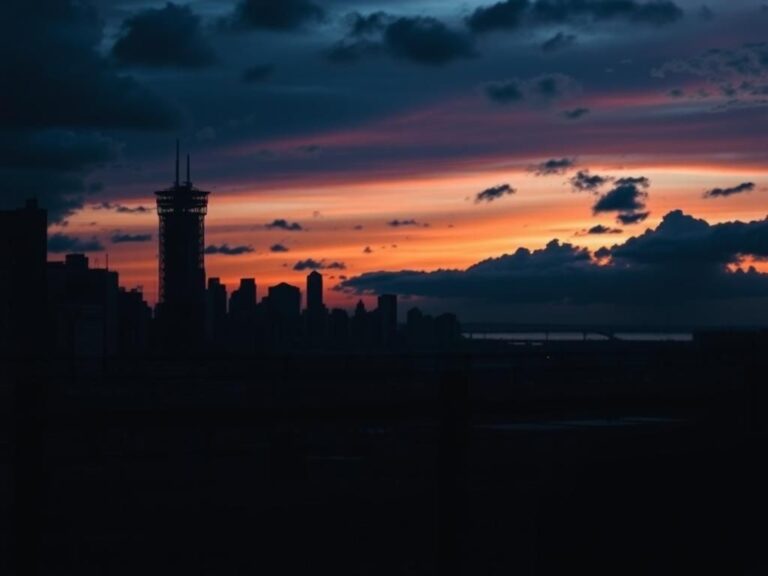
left=6, top=0, right=768, bottom=324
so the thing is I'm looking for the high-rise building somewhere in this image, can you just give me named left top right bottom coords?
left=377, top=293, right=398, bottom=345
left=268, top=283, right=301, bottom=322
left=47, top=254, right=120, bottom=358
left=267, top=282, right=301, bottom=346
left=155, top=143, right=209, bottom=353
left=230, top=278, right=257, bottom=319
left=305, top=271, right=326, bottom=345
left=0, top=199, right=47, bottom=358
left=307, top=270, right=323, bottom=312
left=205, top=277, right=227, bottom=345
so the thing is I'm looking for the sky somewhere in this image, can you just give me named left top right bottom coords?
left=5, top=0, right=768, bottom=326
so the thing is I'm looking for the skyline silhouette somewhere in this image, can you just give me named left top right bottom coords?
left=1, top=165, right=462, bottom=358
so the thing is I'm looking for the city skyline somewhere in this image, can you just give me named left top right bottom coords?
left=6, top=0, right=768, bottom=324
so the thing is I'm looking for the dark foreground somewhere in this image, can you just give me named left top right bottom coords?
left=3, top=335, right=767, bottom=575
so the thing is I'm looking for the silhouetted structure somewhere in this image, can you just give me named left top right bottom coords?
left=118, top=287, right=152, bottom=356
left=205, top=277, right=227, bottom=346
left=406, top=307, right=461, bottom=350
left=267, top=282, right=301, bottom=347
left=305, top=271, right=327, bottom=346
left=328, top=308, right=350, bottom=347
left=155, top=143, right=209, bottom=354
left=47, top=254, right=120, bottom=358
left=351, top=299, right=368, bottom=347
left=377, top=293, right=398, bottom=346
left=230, top=278, right=257, bottom=318
left=0, top=199, right=47, bottom=358
left=229, top=278, right=258, bottom=354
left=307, top=270, right=323, bottom=312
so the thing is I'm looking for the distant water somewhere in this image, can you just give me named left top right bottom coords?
left=475, top=416, right=685, bottom=432
left=463, top=331, right=693, bottom=342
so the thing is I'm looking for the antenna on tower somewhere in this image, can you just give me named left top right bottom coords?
left=175, top=139, right=180, bottom=186
left=186, top=153, right=191, bottom=185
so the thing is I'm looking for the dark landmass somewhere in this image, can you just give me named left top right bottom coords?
left=4, top=331, right=768, bottom=575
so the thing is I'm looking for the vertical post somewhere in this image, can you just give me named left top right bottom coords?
left=175, top=139, right=180, bottom=187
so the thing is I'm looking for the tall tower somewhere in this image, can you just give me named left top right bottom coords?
left=155, top=142, right=209, bottom=352
left=307, top=270, right=323, bottom=312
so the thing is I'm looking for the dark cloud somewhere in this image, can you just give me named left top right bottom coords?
left=475, top=184, right=516, bottom=203
left=586, top=224, right=623, bottom=234
left=533, top=157, right=575, bottom=175
left=0, top=0, right=177, bottom=222
left=703, top=182, right=755, bottom=199
left=562, top=107, right=590, bottom=119
left=205, top=244, right=254, bottom=255
left=533, top=74, right=574, bottom=98
left=338, top=211, right=768, bottom=324
left=388, top=219, right=428, bottom=227
left=594, top=246, right=612, bottom=259
left=48, top=233, right=104, bottom=253
left=383, top=17, right=475, bottom=66
left=93, top=202, right=151, bottom=214
left=326, top=38, right=383, bottom=63
left=467, top=0, right=683, bottom=34
left=616, top=211, right=650, bottom=224
left=242, top=64, right=274, bottom=83
left=653, top=43, right=768, bottom=104
left=345, top=11, right=393, bottom=36
left=112, top=3, right=215, bottom=69
left=531, top=0, right=684, bottom=26
left=0, top=131, right=117, bottom=172
left=0, top=1, right=178, bottom=131
left=265, top=219, right=303, bottom=231
left=593, top=176, right=650, bottom=224
left=111, top=233, right=152, bottom=243
left=330, top=14, right=474, bottom=66
left=270, top=243, right=289, bottom=252
left=485, top=74, right=579, bottom=104
left=293, top=259, right=347, bottom=271
left=466, top=0, right=530, bottom=33
left=541, top=31, right=577, bottom=52
left=0, top=130, right=119, bottom=222
left=608, top=210, right=768, bottom=266
left=485, top=80, right=524, bottom=103
left=570, top=170, right=611, bottom=192
left=225, top=0, right=324, bottom=31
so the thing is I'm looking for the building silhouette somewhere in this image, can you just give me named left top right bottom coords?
left=205, top=277, right=227, bottom=347
left=0, top=174, right=461, bottom=361
left=230, top=278, right=257, bottom=319
left=47, top=254, right=120, bottom=358
left=155, top=143, right=209, bottom=353
left=228, top=278, right=258, bottom=354
left=307, top=270, right=323, bottom=312
left=118, top=287, right=152, bottom=357
left=0, top=199, right=47, bottom=358
left=267, top=282, right=301, bottom=347
left=305, top=271, right=326, bottom=346
left=377, top=294, right=398, bottom=346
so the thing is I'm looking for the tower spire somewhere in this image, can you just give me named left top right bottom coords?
left=186, top=153, right=191, bottom=185
left=175, top=139, right=180, bottom=186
